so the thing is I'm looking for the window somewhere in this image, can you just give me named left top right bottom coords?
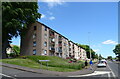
left=44, top=34, right=47, bottom=38
left=64, top=43, right=66, bottom=46
left=69, top=48, right=71, bottom=51
left=44, top=42, right=47, bottom=47
left=45, top=27, right=47, bottom=31
left=33, top=41, right=36, bottom=47
left=51, top=38, right=55, bottom=42
left=34, top=26, right=36, bottom=30
left=56, top=35, right=57, bottom=39
left=33, top=34, right=36, bottom=38
left=42, top=50, right=47, bottom=55
left=56, top=47, right=58, bottom=51
left=44, top=50, right=47, bottom=55
left=33, top=49, right=36, bottom=55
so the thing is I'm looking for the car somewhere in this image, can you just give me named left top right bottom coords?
left=97, top=59, right=107, bottom=67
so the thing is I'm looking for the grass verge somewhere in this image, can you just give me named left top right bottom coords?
left=0, top=56, right=85, bottom=72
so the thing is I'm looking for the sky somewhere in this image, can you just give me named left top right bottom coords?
left=12, top=1, right=118, bottom=58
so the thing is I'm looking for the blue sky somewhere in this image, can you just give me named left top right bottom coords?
left=12, top=2, right=118, bottom=58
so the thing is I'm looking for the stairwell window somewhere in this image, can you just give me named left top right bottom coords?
left=45, top=27, right=47, bottom=31
left=44, top=34, right=47, bottom=38
left=33, top=41, right=36, bottom=47
left=33, top=33, right=36, bottom=39
left=33, top=49, right=36, bottom=55
left=44, top=42, right=47, bottom=47
left=34, top=26, right=36, bottom=30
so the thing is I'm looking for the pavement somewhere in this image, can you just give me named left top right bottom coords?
left=0, top=62, right=97, bottom=77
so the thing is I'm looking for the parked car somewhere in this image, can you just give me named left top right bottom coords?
left=97, top=59, right=107, bottom=67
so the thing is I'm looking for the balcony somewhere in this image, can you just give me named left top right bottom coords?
left=59, top=44, right=62, bottom=47
left=58, top=50, right=62, bottom=53
left=49, top=34, right=55, bottom=38
left=49, top=47, right=55, bottom=51
left=59, top=38, right=62, bottom=41
left=49, top=41, right=55, bottom=45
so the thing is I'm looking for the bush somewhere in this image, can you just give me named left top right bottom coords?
left=9, top=53, right=16, bottom=58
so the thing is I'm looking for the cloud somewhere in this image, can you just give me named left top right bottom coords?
left=40, top=0, right=65, bottom=8
left=102, top=40, right=118, bottom=45
left=41, top=14, right=46, bottom=19
left=49, top=16, right=55, bottom=20
left=47, top=11, right=53, bottom=15
left=93, top=49, right=100, bottom=52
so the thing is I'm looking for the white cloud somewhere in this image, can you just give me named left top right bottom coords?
left=93, top=49, right=100, bottom=52
left=102, top=40, right=118, bottom=45
left=49, top=16, right=55, bottom=20
left=40, top=0, right=65, bottom=8
left=47, top=11, right=53, bottom=15
left=41, top=14, right=46, bottom=19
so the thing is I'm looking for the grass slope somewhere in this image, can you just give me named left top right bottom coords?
left=1, top=56, right=85, bottom=72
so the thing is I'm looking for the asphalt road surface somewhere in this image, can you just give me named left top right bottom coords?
left=1, top=66, right=58, bottom=78
left=68, top=60, right=119, bottom=78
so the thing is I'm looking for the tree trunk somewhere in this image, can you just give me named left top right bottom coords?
left=20, top=35, right=23, bottom=56
left=2, top=39, right=9, bottom=59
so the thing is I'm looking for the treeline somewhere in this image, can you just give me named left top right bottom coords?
left=76, top=43, right=101, bottom=59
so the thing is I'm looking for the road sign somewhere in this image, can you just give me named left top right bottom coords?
left=39, top=60, right=50, bottom=69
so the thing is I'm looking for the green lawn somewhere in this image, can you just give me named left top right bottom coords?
left=0, top=56, right=85, bottom=72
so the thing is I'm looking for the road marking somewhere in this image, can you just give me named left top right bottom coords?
left=0, top=73, right=16, bottom=79
left=108, top=72, right=110, bottom=79
left=107, top=63, right=116, bottom=78
left=68, top=71, right=111, bottom=77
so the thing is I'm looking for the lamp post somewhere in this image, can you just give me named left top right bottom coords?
left=88, top=32, right=91, bottom=60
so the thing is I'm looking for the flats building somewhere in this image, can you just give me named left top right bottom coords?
left=20, top=21, right=87, bottom=60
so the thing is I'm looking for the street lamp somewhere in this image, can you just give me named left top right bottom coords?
left=88, top=32, right=91, bottom=60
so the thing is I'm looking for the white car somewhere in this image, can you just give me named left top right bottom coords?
left=97, top=59, right=107, bottom=67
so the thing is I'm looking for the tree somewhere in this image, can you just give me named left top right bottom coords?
left=2, top=2, right=41, bottom=58
left=107, top=56, right=112, bottom=60
left=76, top=43, right=97, bottom=59
left=113, top=44, right=120, bottom=61
left=12, top=45, right=20, bottom=56
left=99, top=54, right=103, bottom=60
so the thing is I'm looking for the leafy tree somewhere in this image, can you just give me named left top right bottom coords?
left=12, top=45, right=20, bottom=56
left=76, top=43, right=97, bottom=59
left=94, top=53, right=98, bottom=59
left=113, top=44, right=120, bottom=61
left=98, top=54, right=103, bottom=60
left=107, top=56, right=112, bottom=60
left=2, top=2, right=41, bottom=58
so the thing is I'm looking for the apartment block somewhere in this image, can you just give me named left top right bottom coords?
left=20, top=21, right=87, bottom=60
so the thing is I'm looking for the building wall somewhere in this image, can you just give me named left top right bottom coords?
left=20, top=22, right=42, bottom=55
left=69, top=41, right=74, bottom=57
left=54, top=33, right=58, bottom=56
left=62, top=38, right=69, bottom=58
left=21, top=21, right=87, bottom=60
left=74, top=44, right=79, bottom=59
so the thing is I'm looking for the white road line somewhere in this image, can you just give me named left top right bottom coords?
left=107, top=63, right=116, bottom=78
left=108, top=72, right=111, bottom=79
left=68, top=71, right=111, bottom=77
left=0, top=73, right=16, bottom=79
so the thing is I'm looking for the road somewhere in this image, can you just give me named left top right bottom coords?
left=0, top=61, right=119, bottom=78
left=0, top=66, right=58, bottom=79
left=69, top=60, right=119, bottom=78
